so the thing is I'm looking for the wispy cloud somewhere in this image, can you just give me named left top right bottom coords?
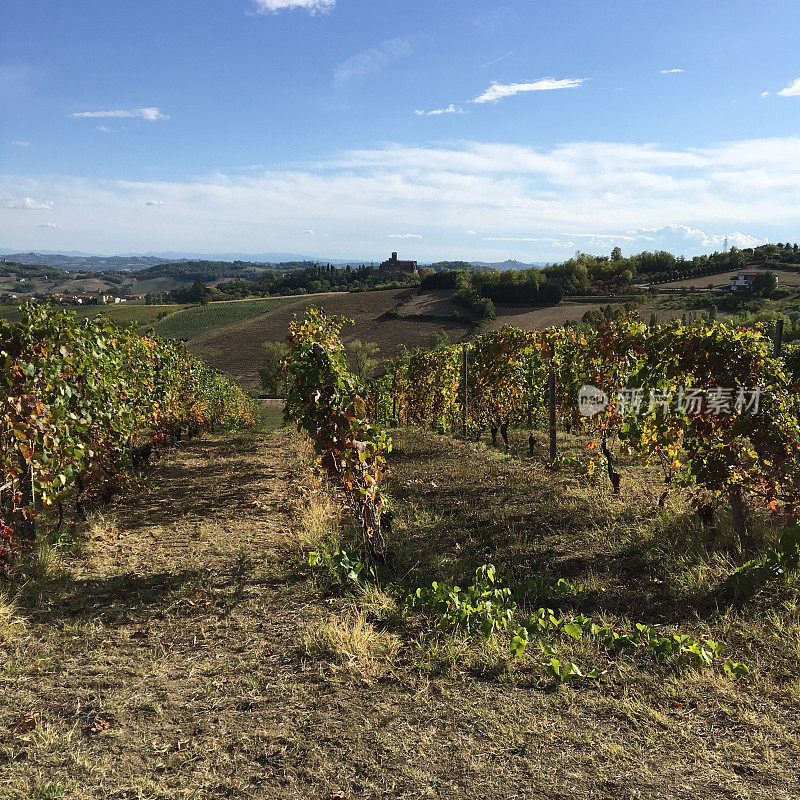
left=761, top=91, right=770, bottom=98
left=778, top=78, right=800, bottom=97
left=97, top=125, right=113, bottom=133
left=481, top=236, right=563, bottom=243
left=481, top=51, right=513, bottom=68
left=252, top=0, right=335, bottom=13
left=4, top=197, right=53, bottom=210
left=414, top=104, right=463, bottom=116
left=38, top=222, right=62, bottom=230
left=11, top=140, right=30, bottom=147
left=659, top=68, right=684, bottom=74
left=334, top=37, right=416, bottom=88
left=144, top=199, right=166, bottom=206
left=471, top=78, right=583, bottom=104
left=304, top=229, right=315, bottom=234
left=4, top=137, right=797, bottom=258
left=69, top=107, right=168, bottom=121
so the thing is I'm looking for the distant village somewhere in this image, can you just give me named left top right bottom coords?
left=0, top=285, right=144, bottom=305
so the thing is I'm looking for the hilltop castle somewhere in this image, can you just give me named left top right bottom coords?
left=379, top=252, right=418, bottom=274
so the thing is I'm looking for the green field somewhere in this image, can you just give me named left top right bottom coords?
left=73, top=303, right=176, bottom=328
left=0, top=303, right=176, bottom=328
left=151, top=297, right=297, bottom=340
left=0, top=298, right=297, bottom=339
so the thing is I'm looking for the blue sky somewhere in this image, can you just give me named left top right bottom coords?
left=2, top=0, right=800, bottom=260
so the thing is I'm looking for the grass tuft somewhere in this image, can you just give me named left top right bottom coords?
left=301, top=606, right=400, bottom=675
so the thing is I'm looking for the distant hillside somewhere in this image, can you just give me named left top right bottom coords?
left=136, top=260, right=284, bottom=283
left=0, top=250, right=372, bottom=270
left=470, top=259, right=548, bottom=270
left=1, top=252, right=176, bottom=272
left=0, top=261, right=68, bottom=279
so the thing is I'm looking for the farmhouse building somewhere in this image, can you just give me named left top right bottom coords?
left=730, top=273, right=764, bottom=292
left=379, top=252, right=418, bottom=274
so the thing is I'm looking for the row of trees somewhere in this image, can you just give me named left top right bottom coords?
left=420, top=245, right=800, bottom=311
left=168, top=265, right=423, bottom=304
left=0, top=303, right=259, bottom=570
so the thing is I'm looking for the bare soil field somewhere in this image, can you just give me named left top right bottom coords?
left=396, top=289, right=473, bottom=320
left=491, top=298, right=725, bottom=330
left=656, top=267, right=800, bottom=289
left=489, top=302, right=622, bottom=330
left=636, top=300, right=716, bottom=323
left=191, top=289, right=472, bottom=387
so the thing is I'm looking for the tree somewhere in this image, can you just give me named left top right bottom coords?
left=610, top=246, right=623, bottom=262
left=186, top=278, right=211, bottom=304
left=345, top=340, right=381, bottom=381
left=429, top=329, right=451, bottom=349
left=259, top=341, right=289, bottom=396
left=751, top=271, right=778, bottom=297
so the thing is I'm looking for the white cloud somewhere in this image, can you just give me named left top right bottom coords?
left=304, top=229, right=315, bottom=234
left=69, top=107, right=168, bottom=121
left=334, top=37, right=416, bottom=87
left=472, top=78, right=583, bottom=104
left=144, top=199, right=166, bottom=206
left=252, top=0, right=335, bottom=12
left=389, top=233, right=422, bottom=239
left=761, top=91, right=770, bottom=98
left=38, top=222, right=62, bottom=230
left=11, top=140, right=30, bottom=147
left=3, top=137, right=797, bottom=259
left=97, top=125, right=113, bottom=133
left=4, top=197, right=54, bottom=210
left=555, top=225, right=765, bottom=254
left=414, top=104, right=463, bottom=116
left=778, top=78, right=800, bottom=97
left=482, top=236, right=564, bottom=244
left=481, top=51, right=513, bottom=68
left=659, top=68, right=684, bottom=74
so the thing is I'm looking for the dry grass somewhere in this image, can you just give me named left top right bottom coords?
left=0, top=590, right=25, bottom=644
left=294, top=482, right=341, bottom=553
left=301, top=605, right=400, bottom=676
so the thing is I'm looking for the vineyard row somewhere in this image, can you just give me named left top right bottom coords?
left=1, top=302, right=259, bottom=569
left=284, top=309, right=800, bottom=556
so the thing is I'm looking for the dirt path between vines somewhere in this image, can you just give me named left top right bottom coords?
left=2, top=424, right=797, bottom=800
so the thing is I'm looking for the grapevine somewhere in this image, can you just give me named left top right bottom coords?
left=0, top=301, right=259, bottom=571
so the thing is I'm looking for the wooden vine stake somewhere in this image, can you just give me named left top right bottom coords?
left=548, top=365, right=558, bottom=467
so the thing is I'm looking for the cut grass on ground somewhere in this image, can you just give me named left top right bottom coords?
left=1, top=420, right=799, bottom=799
